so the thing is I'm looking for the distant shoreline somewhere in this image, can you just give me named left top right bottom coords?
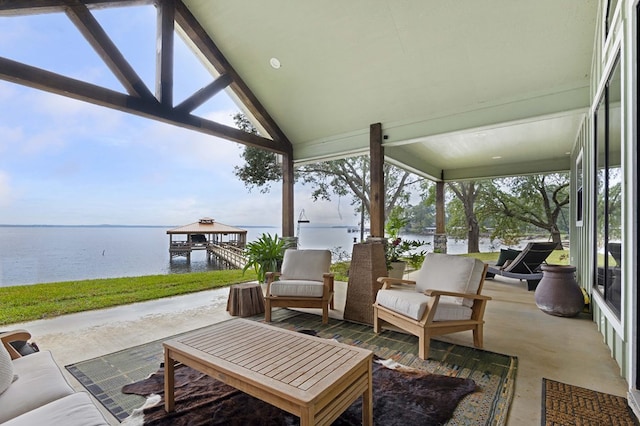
left=0, top=224, right=281, bottom=229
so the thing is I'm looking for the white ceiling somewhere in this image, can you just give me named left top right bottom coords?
left=184, top=0, right=597, bottom=181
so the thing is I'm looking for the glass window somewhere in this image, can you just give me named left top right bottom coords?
left=606, top=0, right=619, bottom=37
left=594, top=55, right=622, bottom=317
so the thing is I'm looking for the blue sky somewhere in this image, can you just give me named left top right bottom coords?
left=0, top=5, right=355, bottom=227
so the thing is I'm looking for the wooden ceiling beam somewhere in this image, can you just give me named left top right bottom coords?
left=155, top=0, right=173, bottom=106
left=175, top=73, right=233, bottom=114
left=0, top=0, right=292, bottom=155
left=0, top=0, right=153, bottom=16
left=175, top=0, right=293, bottom=156
left=0, top=56, right=287, bottom=153
left=64, top=0, right=154, bottom=99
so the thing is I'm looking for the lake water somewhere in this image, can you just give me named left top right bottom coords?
left=0, top=225, right=492, bottom=287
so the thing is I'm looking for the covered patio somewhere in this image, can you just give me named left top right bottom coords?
left=1, top=0, right=638, bottom=423
left=7, top=276, right=628, bottom=425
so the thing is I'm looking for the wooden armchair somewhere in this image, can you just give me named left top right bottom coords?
left=265, top=249, right=334, bottom=324
left=373, top=253, right=490, bottom=359
left=0, top=330, right=34, bottom=360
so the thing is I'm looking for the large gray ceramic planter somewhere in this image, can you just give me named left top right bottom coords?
left=534, top=265, right=584, bottom=317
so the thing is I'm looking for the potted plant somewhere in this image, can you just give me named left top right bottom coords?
left=242, top=233, right=285, bottom=283
left=385, top=207, right=428, bottom=278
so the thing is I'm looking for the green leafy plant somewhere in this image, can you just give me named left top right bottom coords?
left=385, top=206, right=428, bottom=269
left=242, top=233, right=285, bottom=283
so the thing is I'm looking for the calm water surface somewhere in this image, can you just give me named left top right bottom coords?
left=0, top=225, right=483, bottom=287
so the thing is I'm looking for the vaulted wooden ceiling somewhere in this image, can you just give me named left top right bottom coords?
left=0, top=0, right=598, bottom=182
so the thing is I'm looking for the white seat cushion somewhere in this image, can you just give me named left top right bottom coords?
left=0, top=343, right=15, bottom=396
left=280, top=249, right=331, bottom=281
left=269, top=280, right=325, bottom=298
left=2, top=392, right=109, bottom=426
left=0, top=351, right=75, bottom=424
left=415, top=253, right=485, bottom=308
left=376, top=289, right=472, bottom=321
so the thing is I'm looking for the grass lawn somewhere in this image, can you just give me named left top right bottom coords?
left=1, top=249, right=570, bottom=326
left=1, top=270, right=257, bottom=326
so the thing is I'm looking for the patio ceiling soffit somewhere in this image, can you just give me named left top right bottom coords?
left=0, top=0, right=293, bottom=156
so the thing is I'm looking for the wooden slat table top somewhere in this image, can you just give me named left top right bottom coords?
left=163, top=319, right=372, bottom=404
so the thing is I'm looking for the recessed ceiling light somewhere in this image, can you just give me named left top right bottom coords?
left=269, top=57, right=281, bottom=69
left=492, top=156, right=502, bottom=160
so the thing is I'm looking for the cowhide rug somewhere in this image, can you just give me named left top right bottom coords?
left=121, top=356, right=476, bottom=426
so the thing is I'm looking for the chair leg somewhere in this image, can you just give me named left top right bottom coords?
left=418, top=333, right=431, bottom=360
left=264, top=299, right=272, bottom=322
left=473, top=325, right=484, bottom=348
left=527, top=279, right=541, bottom=291
left=322, top=303, right=329, bottom=324
left=373, top=307, right=381, bottom=334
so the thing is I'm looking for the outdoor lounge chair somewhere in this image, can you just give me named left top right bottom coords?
left=373, top=253, right=489, bottom=360
left=264, top=249, right=334, bottom=324
left=485, top=241, right=558, bottom=291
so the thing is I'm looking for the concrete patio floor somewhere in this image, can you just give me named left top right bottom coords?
left=8, top=275, right=630, bottom=425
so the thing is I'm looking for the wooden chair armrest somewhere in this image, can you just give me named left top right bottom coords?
left=264, top=272, right=281, bottom=295
left=0, top=329, right=32, bottom=344
left=423, top=289, right=492, bottom=300
left=1, top=329, right=33, bottom=360
left=323, top=273, right=335, bottom=297
left=377, top=276, right=416, bottom=290
left=265, top=271, right=281, bottom=280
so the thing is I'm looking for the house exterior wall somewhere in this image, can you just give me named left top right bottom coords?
left=572, top=0, right=638, bottom=407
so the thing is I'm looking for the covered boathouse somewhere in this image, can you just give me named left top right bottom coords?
left=166, top=218, right=247, bottom=267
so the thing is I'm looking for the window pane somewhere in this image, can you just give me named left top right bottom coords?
left=593, top=55, right=622, bottom=317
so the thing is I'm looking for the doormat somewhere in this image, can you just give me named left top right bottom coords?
left=542, top=378, right=639, bottom=425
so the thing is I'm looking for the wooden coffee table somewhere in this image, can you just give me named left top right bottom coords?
left=163, top=319, right=373, bottom=425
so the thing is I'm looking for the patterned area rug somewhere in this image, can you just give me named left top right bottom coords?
left=66, top=309, right=517, bottom=425
left=542, top=378, right=639, bottom=425
left=121, top=359, right=477, bottom=425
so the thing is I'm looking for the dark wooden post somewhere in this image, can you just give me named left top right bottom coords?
left=434, top=178, right=447, bottom=253
left=343, top=123, right=387, bottom=324
left=156, top=0, right=174, bottom=106
left=282, top=152, right=296, bottom=248
left=369, top=123, right=385, bottom=238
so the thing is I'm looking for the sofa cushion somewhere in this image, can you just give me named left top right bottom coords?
left=270, top=280, right=325, bottom=298
left=376, top=289, right=473, bottom=321
left=0, top=342, right=14, bottom=395
left=415, top=253, right=482, bottom=307
left=280, top=249, right=331, bottom=281
left=2, top=392, right=109, bottom=426
left=0, top=351, right=75, bottom=424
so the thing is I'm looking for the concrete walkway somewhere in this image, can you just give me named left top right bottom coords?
left=7, top=277, right=630, bottom=425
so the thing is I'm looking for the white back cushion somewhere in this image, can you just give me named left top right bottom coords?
left=0, top=343, right=14, bottom=395
left=280, top=249, right=331, bottom=281
left=415, top=253, right=484, bottom=307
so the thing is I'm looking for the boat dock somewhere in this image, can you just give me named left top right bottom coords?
left=167, top=218, right=247, bottom=268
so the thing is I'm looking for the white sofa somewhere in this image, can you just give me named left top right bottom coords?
left=0, top=330, right=109, bottom=426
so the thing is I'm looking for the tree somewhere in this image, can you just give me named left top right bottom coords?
left=297, top=158, right=419, bottom=220
left=484, top=174, right=569, bottom=248
left=232, top=113, right=281, bottom=193
left=447, top=181, right=484, bottom=253
left=232, top=113, right=422, bottom=225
